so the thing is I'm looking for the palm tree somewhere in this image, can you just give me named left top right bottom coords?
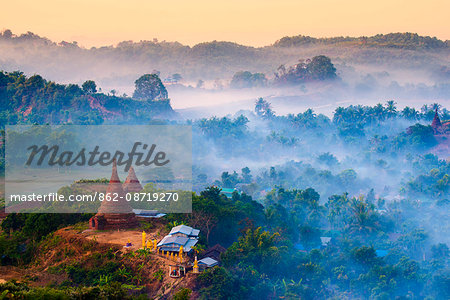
left=307, top=204, right=326, bottom=227
left=255, top=97, right=273, bottom=118
left=333, top=107, right=346, bottom=125
left=431, top=103, right=442, bottom=112
left=192, top=244, right=206, bottom=256
left=401, top=106, right=419, bottom=120
left=421, top=104, right=430, bottom=114
left=348, top=197, right=378, bottom=236
left=385, top=100, right=397, bottom=118
left=374, top=103, right=386, bottom=121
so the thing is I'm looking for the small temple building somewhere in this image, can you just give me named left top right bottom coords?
left=157, top=225, right=199, bottom=254
left=89, top=160, right=139, bottom=230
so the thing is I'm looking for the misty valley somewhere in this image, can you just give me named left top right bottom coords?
left=0, top=30, right=449, bottom=299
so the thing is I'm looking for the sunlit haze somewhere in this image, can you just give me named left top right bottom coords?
left=1, top=0, right=449, bottom=47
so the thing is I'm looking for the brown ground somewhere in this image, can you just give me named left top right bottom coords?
left=0, top=266, right=29, bottom=283
left=83, top=228, right=163, bottom=251
left=0, top=265, right=67, bottom=287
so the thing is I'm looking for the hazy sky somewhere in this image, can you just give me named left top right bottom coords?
left=1, top=0, right=449, bottom=47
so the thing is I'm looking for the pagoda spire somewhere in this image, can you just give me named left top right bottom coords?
left=98, top=159, right=133, bottom=214
left=110, top=159, right=120, bottom=183
left=431, top=109, right=442, bottom=132
left=89, top=159, right=139, bottom=230
left=123, top=166, right=143, bottom=193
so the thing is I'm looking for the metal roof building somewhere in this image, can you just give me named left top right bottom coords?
left=198, top=257, right=219, bottom=269
left=169, top=225, right=200, bottom=238
left=157, top=224, right=200, bottom=253
left=157, top=235, right=198, bottom=253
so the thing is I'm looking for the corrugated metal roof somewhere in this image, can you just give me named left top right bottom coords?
left=184, top=238, right=198, bottom=252
left=320, top=237, right=331, bottom=245
left=157, top=235, right=189, bottom=247
left=198, top=257, right=219, bottom=267
left=157, top=235, right=198, bottom=252
left=169, top=225, right=199, bottom=237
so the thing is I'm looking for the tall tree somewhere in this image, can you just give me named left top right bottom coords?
left=133, top=74, right=168, bottom=100
left=81, top=80, right=97, bottom=94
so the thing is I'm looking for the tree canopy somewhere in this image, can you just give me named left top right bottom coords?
left=133, top=74, right=168, bottom=101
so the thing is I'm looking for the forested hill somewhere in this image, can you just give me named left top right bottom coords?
left=0, top=71, right=175, bottom=125
left=274, top=32, right=449, bottom=49
left=2, top=30, right=448, bottom=51
left=1, top=30, right=448, bottom=85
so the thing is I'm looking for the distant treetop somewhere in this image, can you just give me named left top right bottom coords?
left=273, top=32, right=448, bottom=49
left=133, top=74, right=168, bottom=101
left=274, top=55, right=338, bottom=85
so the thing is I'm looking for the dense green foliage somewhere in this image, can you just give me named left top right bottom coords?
left=191, top=186, right=449, bottom=299
left=230, top=71, right=267, bottom=88
left=0, top=65, right=448, bottom=298
left=274, top=32, right=448, bottom=49
left=0, top=213, right=92, bottom=265
left=0, top=71, right=173, bottom=125
left=133, top=74, right=168, bottom=100
left=165, top=187, right=264, bottom=246
left=274, top=55, right=337, bottom=84
left=185, top=100, right=450, bottom=299
left=0, top=281, right=129, bottom=300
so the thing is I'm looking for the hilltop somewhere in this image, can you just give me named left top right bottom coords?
left=0, top=223, right=198, bottom=299
left=0, top=71, right=175, bottom=125
left=274, top=32, right=449, bottom=49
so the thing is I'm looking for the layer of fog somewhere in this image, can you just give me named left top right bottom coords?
left=171, top=83, right=450, bottom=119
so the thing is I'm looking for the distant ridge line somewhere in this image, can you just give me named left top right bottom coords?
left=0, top=29, right=448, bottom=50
